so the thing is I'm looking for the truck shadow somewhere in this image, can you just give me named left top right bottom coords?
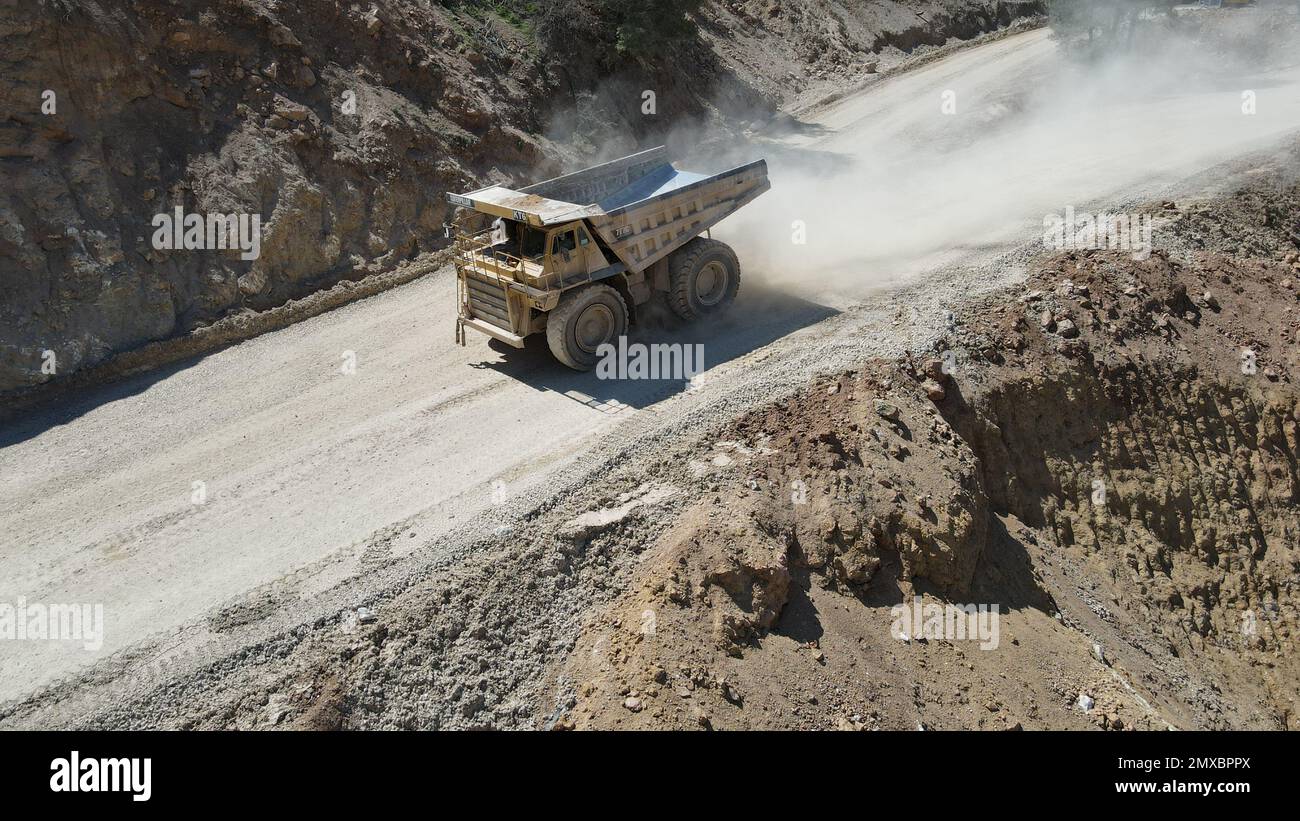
left=468, top=285, right=839, bottom=411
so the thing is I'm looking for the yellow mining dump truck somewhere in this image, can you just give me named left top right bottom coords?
left=446, top=146, right=770, bottom=370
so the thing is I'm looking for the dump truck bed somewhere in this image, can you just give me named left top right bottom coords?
left=580, top=156, right=767, bottom=272
left=449, top=147, right=769, bottom=273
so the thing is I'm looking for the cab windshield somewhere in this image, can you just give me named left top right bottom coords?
left=502, top=221, right=547, bottom=259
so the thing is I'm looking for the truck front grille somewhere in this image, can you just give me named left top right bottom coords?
left=465, top=274, right=512, bottom=331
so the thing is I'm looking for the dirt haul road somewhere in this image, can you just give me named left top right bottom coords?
left=3, top=26, right=1300, bottom=720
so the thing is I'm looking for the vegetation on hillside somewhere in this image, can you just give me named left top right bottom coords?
left=535, top=0, right=704, bottom=61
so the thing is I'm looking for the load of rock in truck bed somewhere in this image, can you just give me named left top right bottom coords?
left=446, top=146, right=770, bottom=370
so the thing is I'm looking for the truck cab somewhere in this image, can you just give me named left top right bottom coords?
left=544, top=221, right=609, bottom=287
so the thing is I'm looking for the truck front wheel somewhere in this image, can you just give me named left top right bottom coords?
left=668, top=237, right=740, bottom=321
left=546, top=283, right=628, bottom=371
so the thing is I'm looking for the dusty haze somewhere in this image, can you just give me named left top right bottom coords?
left=713, top=13, right=1300, bottom=297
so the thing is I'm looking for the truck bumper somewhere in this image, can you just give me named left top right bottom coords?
left=458, top=316, right=526, bottom=348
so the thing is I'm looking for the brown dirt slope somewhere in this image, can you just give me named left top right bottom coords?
left=561, top=183, right=1300, bottom=731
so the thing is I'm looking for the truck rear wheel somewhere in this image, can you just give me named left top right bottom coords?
left=668, top=238, right=740, bottom=321
left=546, top=283, right=628, bottom=371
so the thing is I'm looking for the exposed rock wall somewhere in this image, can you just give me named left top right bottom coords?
left=0, top=0, right=550, bottom=393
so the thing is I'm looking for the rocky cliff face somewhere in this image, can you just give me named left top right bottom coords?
left=0, top=0, right=556, bottom=394
left=0, top=0, right=1041, bottom=396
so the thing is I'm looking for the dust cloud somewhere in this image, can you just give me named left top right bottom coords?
left=705, top=7, right=1300, bottom=299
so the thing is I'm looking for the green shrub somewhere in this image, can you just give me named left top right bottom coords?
left=536, top=0, right=704, bottom=60
left=605, top=0, right=704, bottom=56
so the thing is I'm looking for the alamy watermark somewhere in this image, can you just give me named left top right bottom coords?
left=0, top=597, right=104, bottom=651
left=596, top=336, right=704, bottom=381
left=890, top=596, right=1000, bottom=650
left=1043, top=206, right=1152, bottom=261
left=50, top=752, right=151, bottom=802
left=151, top=206, right=261, bottom=260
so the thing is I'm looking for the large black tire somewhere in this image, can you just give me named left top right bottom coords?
left=667, top=237, right=740, bottom=321
left=546, top=283, right=628, bottom=371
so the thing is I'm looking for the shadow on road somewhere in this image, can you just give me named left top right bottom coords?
left=0, top=358, right=198, bottom=450
left=468, top=285, right=840, bottom=412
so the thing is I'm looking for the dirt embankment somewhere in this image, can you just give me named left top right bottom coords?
left=0, top=0, right=1042, bottom=399
left=562, top=182, right=1300, bottom=731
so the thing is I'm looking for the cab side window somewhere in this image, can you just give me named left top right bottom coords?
left=553, top=230, right=577, bottom=256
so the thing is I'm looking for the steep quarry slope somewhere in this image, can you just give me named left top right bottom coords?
left=0, top=0, right=548, bottom=394
left=0, top=0, right=1042, bottom=396
left=563, top=182, right=1300, bottom=731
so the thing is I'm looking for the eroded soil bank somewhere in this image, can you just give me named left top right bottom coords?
left=561, top=177, right=1300, bottom=730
